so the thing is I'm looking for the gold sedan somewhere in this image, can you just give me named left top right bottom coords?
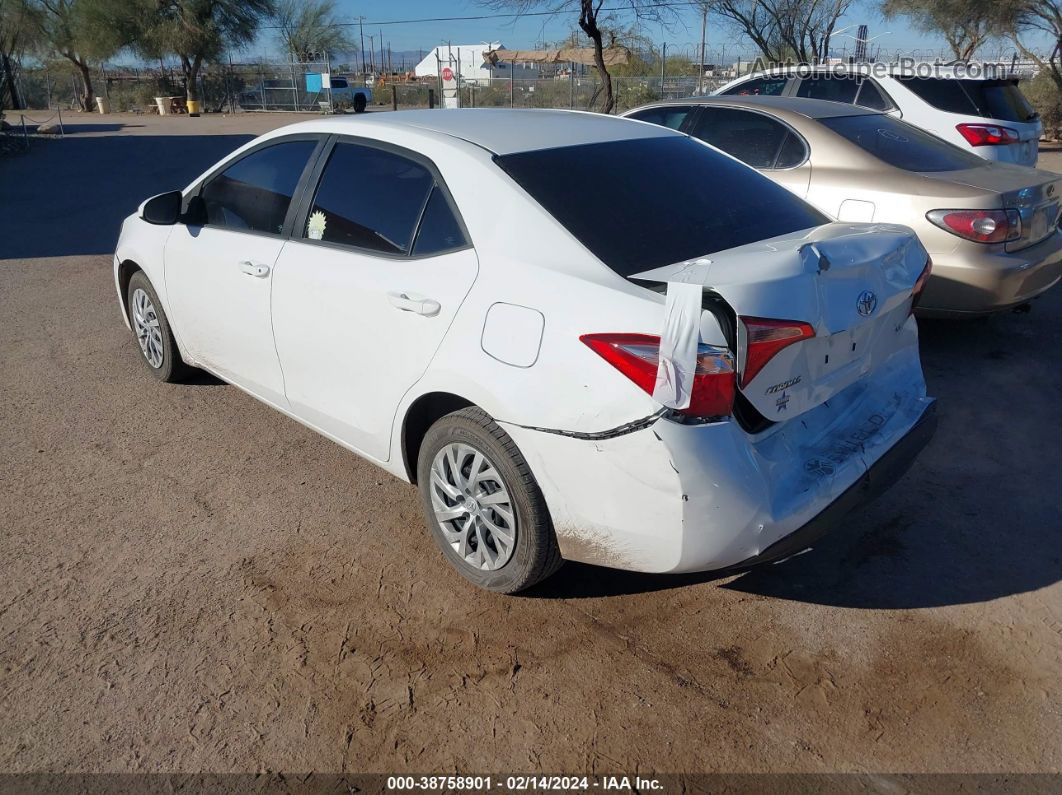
left=624, top=95, right=1062, bottom=318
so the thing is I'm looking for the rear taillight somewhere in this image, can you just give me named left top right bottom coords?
left=580, top=333, right=735, bottom=418
left=739, top=318, right=815, bottom=388
left=955, top=123, right=1020, bottom=146
left=926, top=209, right=1021, bottom=244
left=910, top=256, right=932, bottom=314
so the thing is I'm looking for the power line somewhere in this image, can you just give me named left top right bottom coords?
left=259, top=2, right=706, bottom=30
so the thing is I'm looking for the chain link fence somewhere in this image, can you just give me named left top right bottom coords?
left=8, top=61, right=734, bottom=116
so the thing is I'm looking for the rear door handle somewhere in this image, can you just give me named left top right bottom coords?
left=238, top=260, right=270, bottom=278
left=388, top=291, right=441, bottom=317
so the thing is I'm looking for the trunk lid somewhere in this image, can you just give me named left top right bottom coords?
left=631, top=222, right=927, bottom=422
left=929, top=164, right=1062, bottom=251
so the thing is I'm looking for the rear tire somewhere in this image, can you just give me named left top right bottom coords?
left=417, top=407, right=562, bottom=593
left=353, top=94, right=367, bottom=113
left=126, top=271, right=190, bottom=383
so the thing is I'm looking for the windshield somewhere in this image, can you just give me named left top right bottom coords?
left=820, top=114, right=986, bottom=172
left=494, top=136, right=828, bottom=277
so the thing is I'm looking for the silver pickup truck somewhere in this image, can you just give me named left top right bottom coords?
left=238, top=77, right=372, bottom=113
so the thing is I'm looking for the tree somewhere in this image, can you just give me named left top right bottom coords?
left=0, top=0, right=40, bottom=108
left=481, top=1, right=675, bottom=114
left=999, top=0, right=1062, bottom=95
left=704, top=0, right=853, bottom=64
left=107, top=0, right=273, bottom=106
left=881, top=0, right=1009, bottom=60
left=273, top=0, right=353, bottom=62
left=28, top=0, right=117, bottom=110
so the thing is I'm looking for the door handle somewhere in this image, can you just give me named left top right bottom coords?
left=238, top=260, right=270, bottom=278
left=388, top=291, right=441, bottom=317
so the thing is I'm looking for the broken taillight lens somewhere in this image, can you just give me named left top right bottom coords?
left=910, top=256, right=932, bottom=314
left=580, top=333, right=735, bottom=418
left=739, top=318, right=815, bottom=388
left=926, top=209, right=1021, bottom=244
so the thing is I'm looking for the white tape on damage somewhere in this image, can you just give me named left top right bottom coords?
left=652, top=281, right=702, bottom=410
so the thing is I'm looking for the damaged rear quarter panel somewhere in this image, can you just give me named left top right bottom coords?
left=501, top=422, right=685, bottom=572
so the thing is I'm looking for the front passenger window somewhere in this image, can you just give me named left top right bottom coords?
left=200, top=140, right=317, bottom=234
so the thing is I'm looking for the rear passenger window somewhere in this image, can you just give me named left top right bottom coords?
left=722, top=76, right=788, bottom=96
left=201, top=139, right=316, bottom=234
left=690, top=107, right=791, bottom=169
left=775, top=133, right=807, bottom=168
left=856, top=79, right=890, bottom=111
left=305, top=142, right=433, bottom=254
left=412, top=187, right=467, bottom=256
left=796, top=76, right=860, bottom=104
left=897, top=77, right=979, bottom=114
left=626, top=105, right=693, bottom=130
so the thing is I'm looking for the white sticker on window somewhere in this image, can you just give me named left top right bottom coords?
left=307, top=210, right=327, bottom=240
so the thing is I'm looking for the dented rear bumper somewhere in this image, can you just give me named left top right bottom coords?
left=502, top=336, right=934, bottom=575
left=728, top=398, right=935, bottom=570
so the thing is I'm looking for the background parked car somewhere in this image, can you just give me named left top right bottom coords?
left=715, top=66, right=1043, bottom=167
left=624, top=96, right=1062, bottom=317
left=238, top=77, right=371, bottom=113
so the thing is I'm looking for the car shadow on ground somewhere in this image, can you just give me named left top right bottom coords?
left=1, top=132, right=252, bottom=259
left=530, top=301, right=1062, bottom=607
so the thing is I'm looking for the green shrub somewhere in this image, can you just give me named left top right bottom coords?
left=1023, top=70, right=1062, bottom=140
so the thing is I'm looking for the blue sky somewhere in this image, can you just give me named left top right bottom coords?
left=245, top=0, right=1033, bottom=65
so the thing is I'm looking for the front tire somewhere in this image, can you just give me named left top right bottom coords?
left=126, top=271, right=189, bottom=383
left=417, top=407, right=562, bottom=593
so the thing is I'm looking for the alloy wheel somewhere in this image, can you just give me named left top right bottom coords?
left=131, top=287, right=164, bottom=369
left=429, top=442, right=517, bottom=570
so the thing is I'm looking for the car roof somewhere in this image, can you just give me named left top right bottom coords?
left=737, top=64, right=1010, bottom=80
left=636, top=95, right=881, bottom=119
left=275, top=108, right=677, bottom=155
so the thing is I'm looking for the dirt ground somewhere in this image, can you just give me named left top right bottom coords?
left=1, top=113, right=1061, bottom=775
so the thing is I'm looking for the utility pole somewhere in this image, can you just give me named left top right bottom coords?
left=368, top=35, right=374, bottom=73
left=660, top=42, right=666, bottom=96
left=359, top=18, right=366, bottom=75
left=698, top=4, right=707, bottom=96
left=380, top=29, right=385, bottom=77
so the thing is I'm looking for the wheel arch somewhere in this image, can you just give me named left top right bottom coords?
left=401, top=391, right=476, bottom=483
left=117, top=258, right=142, bottom=318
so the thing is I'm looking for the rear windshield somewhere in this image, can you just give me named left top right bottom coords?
left=897, top=77, right=1038, bottom=123
left=494, top=136, right=827, bottom=277
left=820, top=114, right=985, bottom=172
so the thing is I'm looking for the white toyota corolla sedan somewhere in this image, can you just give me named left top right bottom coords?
left=115, top=109, right=937, bottom=593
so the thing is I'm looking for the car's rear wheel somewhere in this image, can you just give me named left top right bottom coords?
left=417, top=407, right=562, bottom=593
left=353, top=94, right=367, bottom=113
left=126, top=271, right=189, bottom=383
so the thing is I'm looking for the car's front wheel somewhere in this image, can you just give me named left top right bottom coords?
left=417, top=407, right=562, bottom=593
left=126, top=271, right=189, bottom=382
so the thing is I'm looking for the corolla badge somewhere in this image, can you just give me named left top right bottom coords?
left=856, top=290, right=878, bottom=316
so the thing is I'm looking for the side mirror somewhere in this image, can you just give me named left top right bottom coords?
left=141, top=191, right=183, bottom=225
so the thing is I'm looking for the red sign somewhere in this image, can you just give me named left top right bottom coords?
left=441, top=67, right=454, bottom=82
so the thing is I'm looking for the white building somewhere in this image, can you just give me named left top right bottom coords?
left=413, top=42, right=539, bottom=83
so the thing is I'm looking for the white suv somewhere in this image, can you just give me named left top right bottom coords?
left=715, top=66, right=1042, bottom=166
